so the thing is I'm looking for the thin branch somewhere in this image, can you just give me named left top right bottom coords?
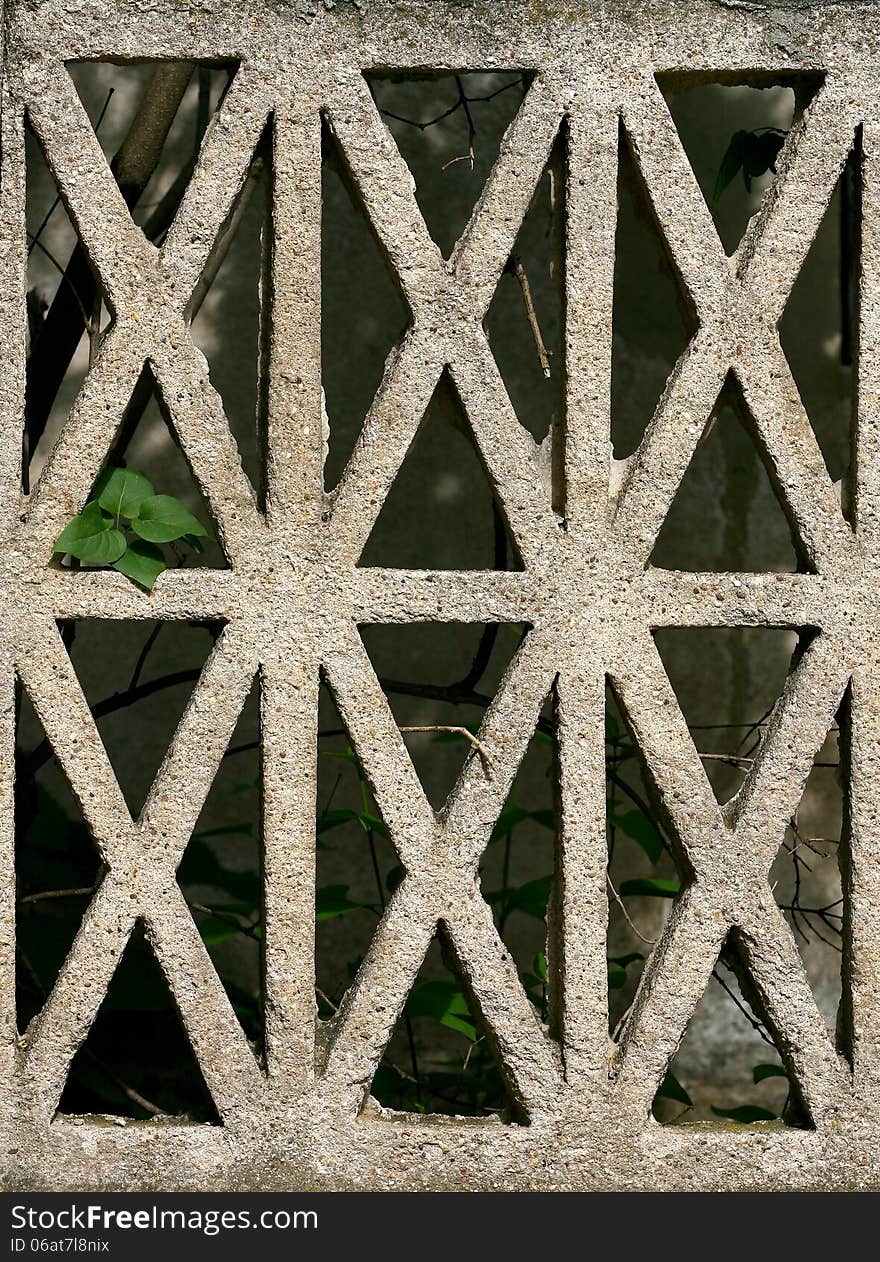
left=510, top=253, right=551, bottom=378
left=399, top=724, right=494, bottom=769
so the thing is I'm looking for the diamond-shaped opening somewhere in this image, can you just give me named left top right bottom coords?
left=315, top=672, right=399, bottom=1023
left=605, top=682, right=689, bottom=1036
left=485, top=125, right=565, bottom=460
left=769, top=699, right=845, bottom=1045
left=655, top=72, right=821, bottom=255
left=612, top=119, right=697, bottom=460
left=357, top=370, right=524, bottom=570
left=59, top=618, right=223, bottom=819
left=67, top=61, right=238, bottom=239
left=357, top=622, right=529, bottom=812
left=365, top=927, right=525, bottom=1122
left=57, top=922, right=220, bottom=1123
left=25, top=119, right=114, bottom=491
left=190, top=120, right=272, bottom=508
left=15, top=680, right=104, bottom=1034
left=478, top=698, right=557, bottom=1020
left=652, top=627, right=805, bottom=806
left=177, top=674, right=264, bottom=1059
left=51, top=363, right=229, bottom=575
left=652, top=932, right=807, bottom=1128
left=322, top=115, right=411, bottom=491
left=364, top=70, right=532, bottom=259
left=779, top=151, right=858, bottom=523
left=650, top=373, right=811, bottom=574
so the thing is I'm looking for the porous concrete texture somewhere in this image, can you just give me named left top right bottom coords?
left=1, top=0, right=879, bottom=1191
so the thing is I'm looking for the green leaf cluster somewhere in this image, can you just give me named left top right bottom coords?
left=53, top=468, right=208, bottom=590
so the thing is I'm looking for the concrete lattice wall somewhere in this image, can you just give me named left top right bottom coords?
left=1, top=0, right=879, bottom=1190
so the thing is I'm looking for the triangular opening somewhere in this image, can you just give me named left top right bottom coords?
left=321, top=115, right=411, bottom=491
left=655, top=72, right=821, bottom=255
left=67, top=60, right=239, bottom=240
left=366, top=926, right=523, bottom=1121
left=357, top=622, right=529, bottom=811
left=357, top=370, right=524, bottom=570
left=652, top=627, right=804, bottom=806
left=177, top=674, right=264, bottom=1059
left=770, top=699, right=844, bottom=1044
left=779, top=155, right=857, bottom=522
left=478, top=699, right=557, bottom=1020
left=56, top=363, right=228, bottom=574
left=364, top=71, right=532, bottom=259
left=650, top=373, right=809, bottom=574
left=605, top=684, right=684, bottom=1038
left=612, top=119, right=697, bottom=459
left=25, top=119, right=113, bottom=491
left=485, top=126, right=565, bottom=461
left=15, top=679, right=105, bottom=1034
left=652, top=932, right=807, bottom=1128
left=57, top=922, right=220, bottom=1122
left=59, top=618, right=222, bottom=819
left=190, top=120, right=272, bottom=508
left=315, top=673, right=399, bottom=1023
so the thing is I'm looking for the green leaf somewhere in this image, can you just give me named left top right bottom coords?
left=196, top=915, right=241, bottom=946
left=753, top=1063, right=788, bottom=1084
left=317, top=808, right=364, bottom=835
left=54, top=501, right=127, bottom=564
left=112, top=539, right=166, bottom=590
left=618, top=877, right=680, bottom=899
left=406, top=979, right=478, bottom=1041
left=130, top=494, right=208, bottom=544
left=315, top=884, right=368, bottom=921
left=610, top=810, right=664, bottom=863
left=605, top=714, right=620, bottom=740
left=183, top=533, right=205, bottom=554
left=608, top=963, right=628, bottom=989
left=656, top=1069, right=692, bottom=1107
left=95, top=467, right=154, bottom=520
left=711, top=1104, right=777, bottom=1123
left=505, top=874, right=553, bottom=920
left=713, top=129, right=748, bottom=203
left=533, top=951, right=547, bottom=982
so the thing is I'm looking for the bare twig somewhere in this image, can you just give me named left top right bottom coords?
left=510, top=254, right=551, bottom=378
left=399, top=724, right=494, bottom=769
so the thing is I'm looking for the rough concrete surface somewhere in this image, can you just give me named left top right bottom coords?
left=1, top=0, right=880, bottom=1190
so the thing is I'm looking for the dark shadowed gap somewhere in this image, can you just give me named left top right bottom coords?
left=357, top=621, right=528, bottom=810
left=652, top=933, right=806, bottom=1129
left=321, top=115, right=411, bottom=491
left=611, top=120, right=696, bottom=460
left=366, top=929, right=524, bottom=1123
left=654, top=73, right=818, bottom=255
left=357, top=370, right=524, bottom=571
left=57, top=923, right=220, bottom=1122
left=477, top=707, right=556, bottom=1021
left=58, top=618, right=222, bottom=819
left=651, top=626, right=802, bottom=805
left=14, top=681, right=104, bottom=1034
left=190, top=121, right=273, bottom=508
left=780, top=154, right=858, bottom=521
left=67, top=61, right=238, bottom=237
left=650, top=374, right=807, bottom=574
left=605, top=683, right=688, bottom=1036
left=364, top=71, right=531, bottom=259
left=177, top=675, right=264, bottom=1060
left=769, top=703, right=845, bottom=1044
left=486, top=127, right=565, bottom=451
left=314, top=673, right=399, bottom=1023
left=25, top=120, right=113, bottom=490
